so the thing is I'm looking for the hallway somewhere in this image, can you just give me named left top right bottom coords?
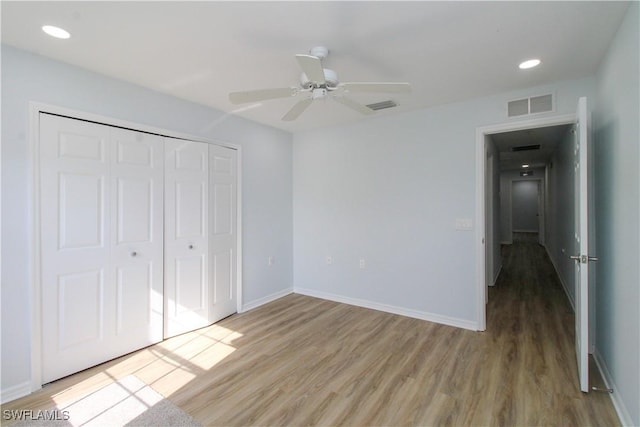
left=486, top=232, right=618, bottom=425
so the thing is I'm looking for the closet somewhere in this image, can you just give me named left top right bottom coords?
left=38, top=113, right=237, bottom=383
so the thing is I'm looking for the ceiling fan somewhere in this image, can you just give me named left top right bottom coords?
left=229, top=46, right=412, bottom=121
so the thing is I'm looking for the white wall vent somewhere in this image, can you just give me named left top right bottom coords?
left=366, top=100, right=397, bottom=111
left=507, top=93, right=553, bottom=117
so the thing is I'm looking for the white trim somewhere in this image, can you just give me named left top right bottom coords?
left=29, top=102, right=244, bottom=391
left=594, top=348, right=633, bottom=426
left=475, top=127, right=487, bottom=331
left=235, top=145, right=243, bottom=314
left=295, top=288, right=478, bottom=331
left=1, top=381, right=31, bottom=404
left=241, top=288, right=293, bottom=312
left=475, top=113, right=575, bottom=332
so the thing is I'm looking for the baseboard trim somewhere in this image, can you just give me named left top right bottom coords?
left=241, top=288, right=293, bottom=312
left=490, top=264, right=503, bottom=287
left=593, top=348, right=633, bottom=426
left=1, top=381, right=31, bottom=404
left=294, top=287, right=478, bottom=331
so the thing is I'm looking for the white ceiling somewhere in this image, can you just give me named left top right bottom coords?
left=1, top=1, right=629, bottom=133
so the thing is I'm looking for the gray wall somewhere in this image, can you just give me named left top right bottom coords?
left=593, top=2, right=640, bottom=424
left=1, top=46, right=294, bottom=398
left=512, top=180, right=539, bottom=232
left=545, top=129, right=578, bottom=307
left=293, top=78, right=595, bottom=327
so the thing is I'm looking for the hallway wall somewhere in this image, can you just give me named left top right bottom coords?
left=499, top=168, right=545, bottom=244
left=545, top=128, right=577, bottom=307
left=512, top=180, right=539, bottom=232
left=593, top=2, right=639, bottom=425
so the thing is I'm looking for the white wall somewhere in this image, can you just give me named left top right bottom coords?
left=1, top=46, right=293, bottom=399
left=593, top=2, right=640, bottom=425
left=499, top=168, right=545, bottom=244
left=293, top=77, right=595, bottom=328
left=511, top=180, right=539, bottom=232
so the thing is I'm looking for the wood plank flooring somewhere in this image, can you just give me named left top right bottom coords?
left=3, top=237, right=620, bottom=426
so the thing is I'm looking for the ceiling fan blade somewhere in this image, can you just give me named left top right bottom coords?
left=339, top=82, right=412, bottom=93
left=295, top=54, right=326, bottom=85
left=282, top=98, right=313, bottom=121
left=229, top=87, right=296, bottom=105
left=333, top=96, right=375, bottom=116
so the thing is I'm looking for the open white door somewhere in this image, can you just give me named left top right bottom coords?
left=571, top=97, right=592, bottom=393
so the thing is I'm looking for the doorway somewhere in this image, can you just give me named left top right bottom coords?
left=477, top=101, right=593, bottom=393
left=475, top=114, right=575, bottom=330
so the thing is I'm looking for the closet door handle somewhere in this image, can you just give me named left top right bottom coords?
left=188, top=244, right=194, bottom=250
left=131, top=251, right=138, bottom=257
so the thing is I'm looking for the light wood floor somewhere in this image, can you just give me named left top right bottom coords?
left=3, top=238, right=620, bottom=426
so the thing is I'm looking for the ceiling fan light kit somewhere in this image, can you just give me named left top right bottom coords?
left=229, top=46, right=412, bottom=121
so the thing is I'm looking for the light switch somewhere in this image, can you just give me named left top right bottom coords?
left=455, top=218, right=473, bottom=230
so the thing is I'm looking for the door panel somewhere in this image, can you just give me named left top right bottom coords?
left=40, top=114, right=112, bottom=383
left=57, top=270, right=104, bottom=350
left=209, top=145, right=238, bottom=322
left=59, top=173, right=105, bottom=249
left=40, top=115, right=164, bottom=383
left=115, top=263, right=152, bottom=335
left=110, top=127, right=164, bottom=353
left=116, top=178, right=152, bottom=244
left=164, top=139, right=209, bottom=338
left=573, top=97, right=590, bottom=392
left=175, top=255, right=207, bottom=313
left=175, top=181, right=206, bottom=238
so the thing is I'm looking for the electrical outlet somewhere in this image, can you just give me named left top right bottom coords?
left=268, top=256, right=274, bottom=266
left=359, top=258, right=366, bottom=269
left=326, top=256, right=333, bottom=265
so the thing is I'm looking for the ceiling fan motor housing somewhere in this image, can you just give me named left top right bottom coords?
left=300, top=68, right=338, bottom=89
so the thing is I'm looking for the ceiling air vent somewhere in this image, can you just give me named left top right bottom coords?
left=366, top=100, right=397, bottom=111
left=507, top=93, right=553, bottom=117
left=511, top=144, right=540, bottom=152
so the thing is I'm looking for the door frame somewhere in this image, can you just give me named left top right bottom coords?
left=475, top=113, right=575, bottom=331
left=28, top=102, right=243, bottom=391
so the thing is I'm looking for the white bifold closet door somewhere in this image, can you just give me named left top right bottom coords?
left=40, top=114, right=164, bottom=384
left=209, top=144, right=238, bottom=323
left=164, top=138, right=210, bottom=338
left=164, top=140, right=238, bottom=337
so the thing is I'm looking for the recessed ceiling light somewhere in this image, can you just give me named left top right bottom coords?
left=42, top=25, right=71, bottom=39
left=522, top=164, right=530, bottom=168
left=519, top=59, right=541, bottom=69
